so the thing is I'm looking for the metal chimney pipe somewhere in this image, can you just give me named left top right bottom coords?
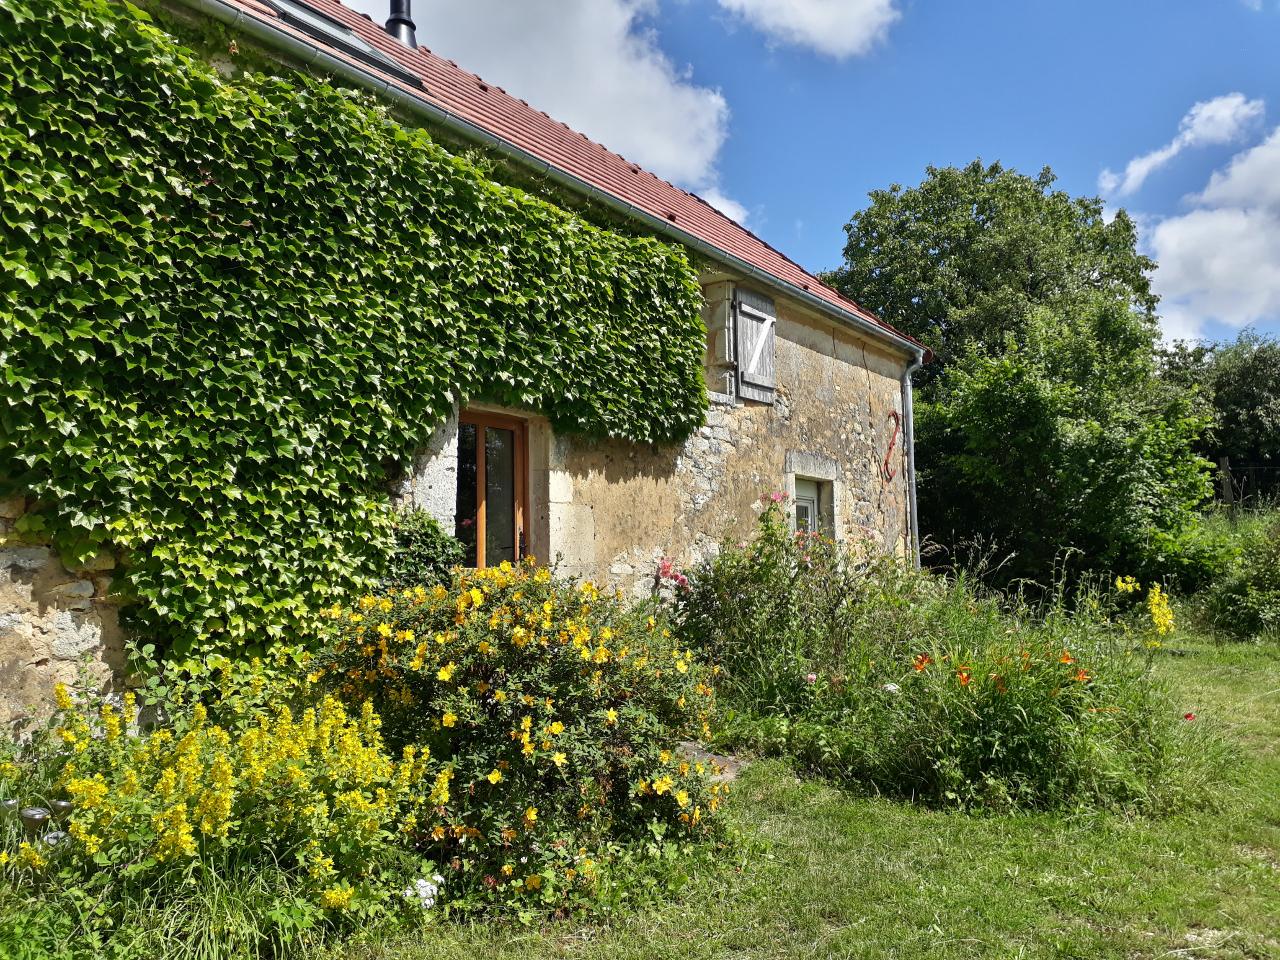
left=385, top=0, right=417, bottom=48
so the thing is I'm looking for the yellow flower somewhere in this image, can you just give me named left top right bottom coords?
left=523, top=805, right=538, bottom=825
left=54, top=682, right=74, bottom=711
left=1147, top=584, right=1175, bottom=636
left=552, top=752, right=567, bottom=767
left=441, top=711, right=457, bottom=728
left=376, top=622, right=393, bottom=638
left=605, top=708, right=618, bottom=726
left=548, top=721, right=564, bottom=736
left=17, top=842, right=45, bottom=871
left=429, top=769, right=452, bottom=805
left=524, top=874, right=543, bottom=890
left=68, top=821, right=103, bottom=855
left=153, top=803, right=197, bottom=862
left=437, top=662, right=457, bottom=682
left=320, top=885, right=355, bottom=910
left=675, top=789, right=690, bottom=808
left=67, top=774, right=109, bottom=810
left=486, top=769, right=503, bottom=785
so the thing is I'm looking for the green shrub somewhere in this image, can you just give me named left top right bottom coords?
left=313, top=560, right=724, bottom=912
left=673, top=501, right=1213, bottom=810
left=672, top=493, right=869, bottom=715
left=916, top=307, right=1213, bottom=589
left=379, top=509, right=464, bottom=591
left=0, top=663, right=414, bottom=956
left=0, top=564, right=726, bottom=956
left=1196, top=506, right=1280, bottom=640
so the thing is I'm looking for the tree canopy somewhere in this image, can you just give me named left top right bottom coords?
left=827, top=161, right=1211, bottom=585
left=825, top=161, right=1158, bottom=387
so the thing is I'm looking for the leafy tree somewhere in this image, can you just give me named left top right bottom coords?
left=920, top=300, right=1211, bottom=584
left=826, top=161, right=1211, bottom=583
left=824, top=161, right=1157, bottom=386
left=1160, top=330, right=1280, bottom=474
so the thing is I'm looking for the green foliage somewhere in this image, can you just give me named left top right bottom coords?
left=314, top=560, right=724, bottom=913
left=1160, top=329, right=1280, bottom=490
left=824, top=160, right=1157, bottom=383
left=0, top=0, right=707, bottom=654
left=673, top=506, right=1209, bottom=810
left=379, top=509, right=464, bottom=591
left=672, top=493, right=873, bottom=715
left=1192, top=505, right=1280, bottom=639
left=918, top=302, right=1213, bottom=585
left=824, top=161, right=1211, bottom=584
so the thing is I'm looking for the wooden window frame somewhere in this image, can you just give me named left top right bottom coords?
left=459, top=410, right=528, bottom=568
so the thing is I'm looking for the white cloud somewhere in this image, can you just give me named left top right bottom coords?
left=1197, top=126, right=1280, bottom=209
left=716, top=0, right=900, bottom=58
left=1098, top=92, right=1265, bottom=197
left=696, top=186, right=750, bottom=225
left=344, top=0, right=745, bottom=218
left=1144, top=123, right=1280, bottom=340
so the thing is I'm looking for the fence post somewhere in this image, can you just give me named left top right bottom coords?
left=1219, top=457, right=1234, bottom=507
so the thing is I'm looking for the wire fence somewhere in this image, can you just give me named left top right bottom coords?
left=1215, top=458, right=1280, bottom=506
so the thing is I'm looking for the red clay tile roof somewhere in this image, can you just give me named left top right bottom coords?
left=203, top=0, right=925, bottom=355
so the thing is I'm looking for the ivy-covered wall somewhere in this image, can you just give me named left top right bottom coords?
left=0, top=0, right=708, bottom=654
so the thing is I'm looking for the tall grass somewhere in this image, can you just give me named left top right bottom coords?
left=0, top=856, right=335, bottom=960
left=673, top=502, right=1225, bottom=810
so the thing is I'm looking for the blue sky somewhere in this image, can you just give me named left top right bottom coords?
left=347, top=0, right=1280, bottom=342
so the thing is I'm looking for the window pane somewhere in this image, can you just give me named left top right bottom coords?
left=485, top=427, right=517, bottom=565
left=455, top=423, right=478, bottom=566
left=795, top=500, right=814, bottom=533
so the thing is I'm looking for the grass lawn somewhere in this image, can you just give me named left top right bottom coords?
left=336, top=639, right=1280, bottom=960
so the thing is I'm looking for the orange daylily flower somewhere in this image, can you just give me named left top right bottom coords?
left=956, top=667, right=972, bottom=686
left=913, top=654, right=932, bottom=672
left=1074, top=669, right=1091, bottom=683
left=1059, top=649, right=1075, bottom=665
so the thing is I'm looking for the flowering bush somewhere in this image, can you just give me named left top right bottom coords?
left=672, top=502, right=1215, bottom=810
left=312, top=558, right=724, bottom=910
left=0, top=671, right=427, bottom=954
left=0, top=563, right=726, bottom=955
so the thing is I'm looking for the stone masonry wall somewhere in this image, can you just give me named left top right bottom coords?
left=549, top=296, right=911, bottom=594
left=403, top=289, right=914, bottom=598
left=0, top=496, right=123, bottom=728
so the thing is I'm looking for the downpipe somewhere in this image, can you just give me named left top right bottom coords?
left=901, top=350, right=925, bottom=569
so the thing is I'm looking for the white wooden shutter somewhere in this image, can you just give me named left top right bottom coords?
left=735, top=287, right=776, bottom=403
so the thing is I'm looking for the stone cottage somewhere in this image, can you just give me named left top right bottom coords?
left=217, top=0, right=930, bottom=587
left=0, top=0, right=928, bottom=720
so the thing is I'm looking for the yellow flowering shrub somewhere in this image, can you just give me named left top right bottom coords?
left=1, top=678, right=428, bottom=919
left=314, top=558, right=723, bottom=907
left=1, top=562, right=723, bottom=932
